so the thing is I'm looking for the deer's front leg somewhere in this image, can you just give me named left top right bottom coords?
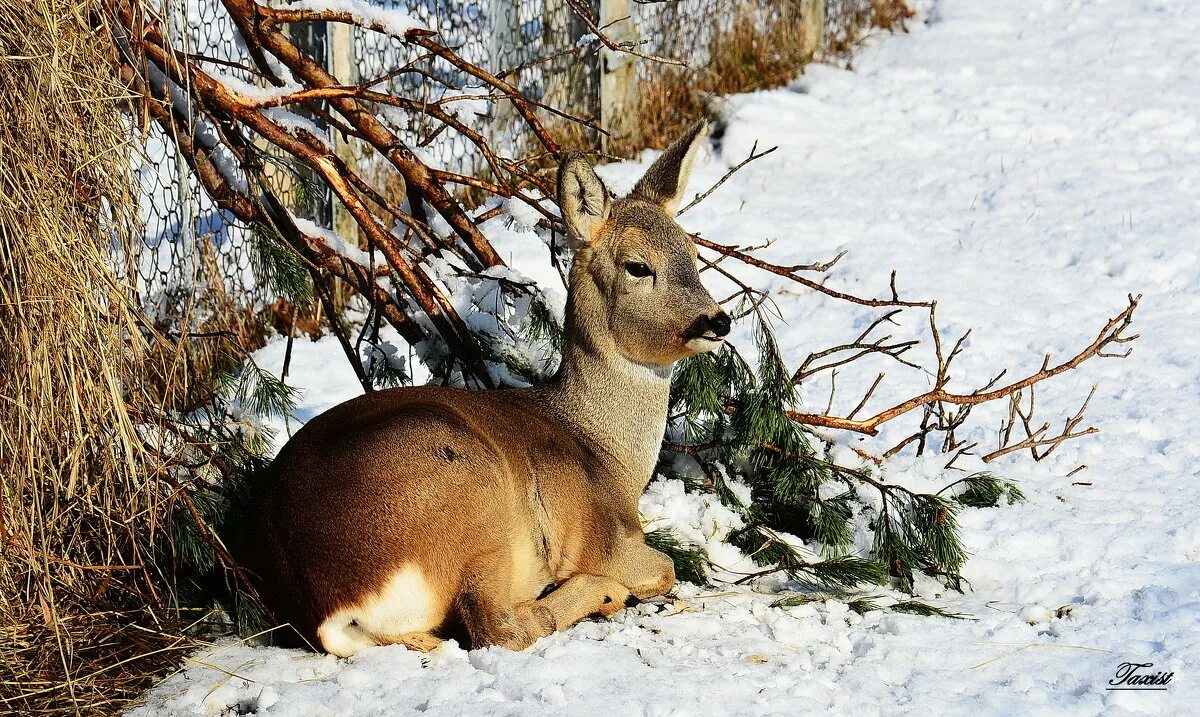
left=532, top=573, right=637, bottom=624
left=602, top=537, right=676, bottom=600
left=463, top=573, right=634, bottom=651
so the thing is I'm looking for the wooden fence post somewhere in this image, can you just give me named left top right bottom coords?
left=800, top=0, right=825, bottom=59
left=544, top=0, right=600, bottom=147
left=328, top=21, right=359, bottom=246
left=598, top=0, right=638, bottom=151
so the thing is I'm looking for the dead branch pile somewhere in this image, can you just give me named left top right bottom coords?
left=109, top=0, right=1140, bottom=471
left=108, top=0, right=1137, bottom=467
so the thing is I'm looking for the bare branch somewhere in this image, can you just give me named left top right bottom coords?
left=693, top=233, right=933, bottom=308
left=847, top=372, right=884, bottom=420
left=788, top=295, right=1140, bottom=436
left=983, top=385, right=1100, bottom=463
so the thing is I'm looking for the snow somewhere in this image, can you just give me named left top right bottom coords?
left=208, top=143, right=249, bottom=195
left=211, top=74, right=332, bottom=145
left=502, top=196, right=544, bottom=233
left=291, top=215, right=373, bottom=268
left=132, top=0, right=1200, bottom=714
left=262, top=107, right=331, bottom=146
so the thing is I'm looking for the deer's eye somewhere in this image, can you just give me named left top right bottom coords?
left=624, top=261, right=653, bottom=278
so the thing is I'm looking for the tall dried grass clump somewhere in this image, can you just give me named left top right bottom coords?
left=0, top=1, right=200, bottom=713
left=611, top=0, right=914, bottom=156
left=615, top=3, right=819, bottom=155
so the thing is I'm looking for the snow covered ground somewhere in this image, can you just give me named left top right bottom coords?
left=132, top=0, right=1200, bottom=714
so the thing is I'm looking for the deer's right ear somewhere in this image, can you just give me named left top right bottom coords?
left=557, top=154, right=611, bottom=249
left=629, top=119, right=708, bottom=215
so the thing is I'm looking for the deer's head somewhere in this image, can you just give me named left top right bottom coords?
left=557, top=121, right=730, bottom=368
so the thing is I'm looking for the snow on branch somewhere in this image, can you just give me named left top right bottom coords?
left=264, top=0, right=427, bottom=38
left=788, top=295, right=1141, bottom=438
left=290, top=215, right=372, bottom=267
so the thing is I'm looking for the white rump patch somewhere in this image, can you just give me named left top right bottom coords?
left=317, top=564, right=441, bottom=657
left=316, top=621, right=378, bottom=658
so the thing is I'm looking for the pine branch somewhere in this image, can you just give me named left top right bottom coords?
left=645, top=529, right=709, bottom=586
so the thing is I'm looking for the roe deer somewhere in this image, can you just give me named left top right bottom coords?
left=246, top=120, right=730, bottom=655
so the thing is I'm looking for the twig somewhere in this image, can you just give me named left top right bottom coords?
left=312, top=269, right=372, bottom=394
left=564, top=0, right=687, bottom=66
left=677, top=142, right=777, bottom=215
left=983, top=385, right=1100, bottom=463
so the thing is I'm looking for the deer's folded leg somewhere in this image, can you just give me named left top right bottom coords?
left=601, top=539, right=676, bottom=600
left=532, top=573, right=636, bottom=621
left=459, top=572, right=633, bottom=650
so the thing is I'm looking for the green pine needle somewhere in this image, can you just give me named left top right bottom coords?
left=889, top=600, right=974, bottom=620
left=846, top=594, right=885, bottom=614
left=252, top=225, right=312, bottom=303
left=909, top=495, right=967, bottom=576
left=771, top=593, right=968, bottom=619
left=769, top=594, right=824, bottom=609
left=948, top=472, right=1026, bottom=507
left=661, top=295, right=989, bottom=602
left=645, top=528, right=709, bottom=586
left=771, top=592, right=883, bottom=616
left=234, top=589, right=274, bottom=638
left=525, top=294, right=564, bottom=357
left=728, top=524, right=886, bottom=591
left=790, top=555, right=888, bottom=592
left=364, top=342, right=409, bottom=389
left=217, top=360, right=298, bottom=421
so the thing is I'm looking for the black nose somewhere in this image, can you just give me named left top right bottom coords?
left=708, top=311, right=731, bottom=337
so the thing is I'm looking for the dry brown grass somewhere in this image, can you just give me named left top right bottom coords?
left=610, top=0, right=914, bottom=156
left=612, top=5, right=816, bottom=155
left=0, top=1, right=206, bottom=713
left=828, top=0, right=916, bottom=57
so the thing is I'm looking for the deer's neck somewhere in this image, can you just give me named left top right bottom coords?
left=540, top=290, right=672, bottom=508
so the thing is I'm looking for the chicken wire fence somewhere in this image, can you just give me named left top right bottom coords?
left=131, top=0, right=877, bottom=319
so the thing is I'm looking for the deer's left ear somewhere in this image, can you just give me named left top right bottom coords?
left=630, top=119, right=709, bottom=215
